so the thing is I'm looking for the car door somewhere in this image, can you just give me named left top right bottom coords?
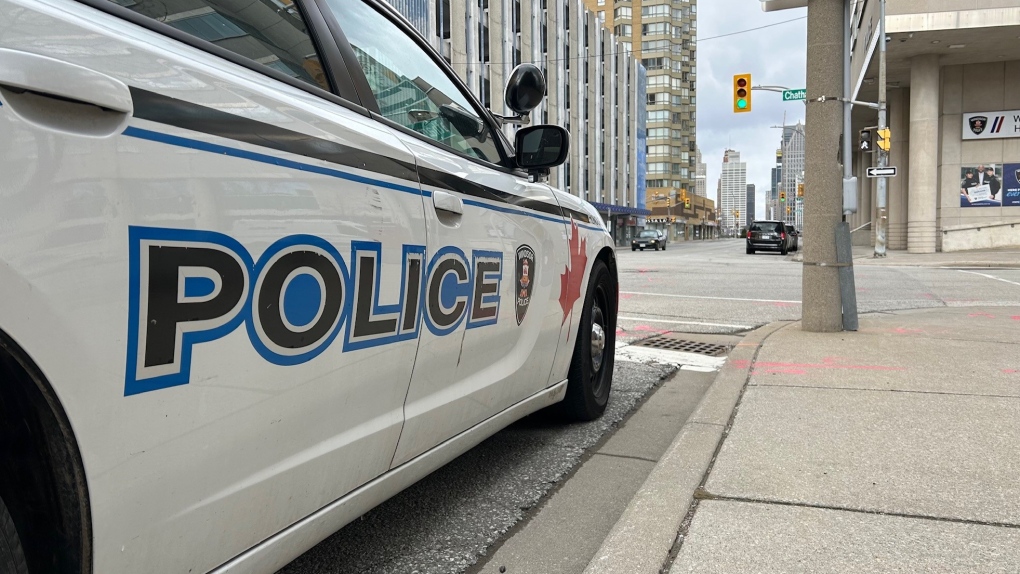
left=318, top=0, right=572, bottom=466
left=0, top=0, right=427, bottom=571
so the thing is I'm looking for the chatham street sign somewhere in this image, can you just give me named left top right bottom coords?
left=866, top=167, right=897, bottom=178
left=782, top=89, right=806, bottom=102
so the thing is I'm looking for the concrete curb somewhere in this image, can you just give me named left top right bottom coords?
left=852, top=259, right=1020, bottom=269
left=582, top=320, right=792, bottom=574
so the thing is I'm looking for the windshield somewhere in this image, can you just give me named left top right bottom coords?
left=639, top=231, right=658, bottom=238
left=750, top=222, right=783, bottom=233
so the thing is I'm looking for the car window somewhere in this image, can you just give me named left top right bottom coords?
left=639, top=231, right=658, bottom=238
left=107, top=0, right=331, bottom=91
left=750, top=222, right=782, bottom=233
left=322, top=0, right=502, bottom=163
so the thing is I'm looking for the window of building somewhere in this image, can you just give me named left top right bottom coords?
left=642, top=57, right=667, bottom=70
left=614, top=24, right=631, bottom=37
left=614, top=6, right=631, bottom=18
left=117, top=1, right=330, bottom=91
left=642, top=40, right=669, bottom=51
left=641, top=5, right=670, bottom=17
left=323, top=0, right=500, bottom=162
left=648, top=110, right=669, bottom=123
left=597, top=10, right=605, bottom=21
left=642, top=22, right=669, bottom=35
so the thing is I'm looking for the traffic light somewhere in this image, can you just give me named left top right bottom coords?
left=859, top=129, right=873, bottom=152
left=786, top=205, right=791, bottom=215
left=797, top=183, right=804, bottom=197
left=877, top=128, right=891, bottom=152
left=666, top=197, right=671, bottom=208
left=735, top=210, right=740, bottom=219
left=733, top=74, right=751, bottom=113
left=780, top=191, right=786, bottom=202
left=684, top=198, right=691, bottom=209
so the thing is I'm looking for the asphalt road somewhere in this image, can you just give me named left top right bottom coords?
left=280, top=238, right=1020, bottom=574
left=617, top=238, right=1020, bottom=340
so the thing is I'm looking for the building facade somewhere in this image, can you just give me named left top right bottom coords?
left=694, top=146, right=707, bottom=198
left=719, top=149, right=746, bottom=235
left=385, top=0, right=650, bottom=241
left=779, top=122, right=805, bottom=229
left=847, top=0, right=1020, bottom=251
left=769, top=149, right=781, bottom=220
left=746, top=184, right=755, bottom=227
left=582, top=0, right=698, bottom=210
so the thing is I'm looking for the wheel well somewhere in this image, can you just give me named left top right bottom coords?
left=595, top=247, right=618, bottom=327
left=0, top=331, right=91, bottom=574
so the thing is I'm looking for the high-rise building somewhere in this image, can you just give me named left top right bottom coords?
left=746, top=184, right=755, bottom=227
left=779, top=122, right=805, bottom=228
left=769, top=149, right=782, bottom=220
left=694, top=146, right=707, bottom=198
left=584, top=0, right=697, bottom=208
left=383, top=0, right=650, bottom=240
left=719, top=149, right=746, bottom=234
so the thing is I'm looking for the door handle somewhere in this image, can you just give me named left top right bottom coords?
left=432, top=190, right=464, bottom=215
left=0, top=48, right=132, bottom=136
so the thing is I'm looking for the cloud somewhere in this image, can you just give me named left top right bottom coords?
left=697, top=2, right=807, bottom=209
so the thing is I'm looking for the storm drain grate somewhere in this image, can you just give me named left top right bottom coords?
left=633, top=335, right=730, bottom=356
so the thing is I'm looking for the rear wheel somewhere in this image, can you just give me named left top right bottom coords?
left=746, top=246, right=754, bottom=254
left=780, top=245, right=788, bottom=256
left=0, top=495, right=28, bottom=574
left=561, top=260, right=615, bottom=421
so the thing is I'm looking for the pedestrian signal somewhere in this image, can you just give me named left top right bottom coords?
left=859, top=129, right=873, bottom=152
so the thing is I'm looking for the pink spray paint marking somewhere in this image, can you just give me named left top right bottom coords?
left=1012, top=316, right=1020, bottom=321
left=731, top=356, right=906, bottom=376
left=1003, top=369, right=1019, bottom=375
left=968, top=313, right=996, bottom=319
left=892, top=327, right=924, bottom=334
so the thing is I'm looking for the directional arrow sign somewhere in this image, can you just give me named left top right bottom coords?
left=866, top=167, right=897, bottom=178
left=782, top=89, right=806, bottom=101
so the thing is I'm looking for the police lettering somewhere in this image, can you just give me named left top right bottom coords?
left=126, top=227, right=503, bottom=395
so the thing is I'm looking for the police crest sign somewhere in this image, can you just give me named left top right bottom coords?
left=516, top=245, right=536, bottom=325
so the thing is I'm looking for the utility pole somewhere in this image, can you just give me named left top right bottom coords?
left=873, top=0, right=888, bottom=257
left=801, top=0, right=844, bottom=332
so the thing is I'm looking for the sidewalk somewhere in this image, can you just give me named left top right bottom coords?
left=586, top=306, right=1020, bottom=574
left=851, top=245, right=1020, bottom=268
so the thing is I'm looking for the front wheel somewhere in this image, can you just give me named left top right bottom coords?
left=0, top=495, right=28, bottom=574
left=560, top=260, right=615, bottom=421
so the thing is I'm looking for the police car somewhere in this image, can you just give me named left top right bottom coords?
left=0, top=0, right=618, bottom=572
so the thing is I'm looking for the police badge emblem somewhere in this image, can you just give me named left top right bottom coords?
left=969, top=116, right=988, bottom=135
left=516, top=245, right=535, bottom=325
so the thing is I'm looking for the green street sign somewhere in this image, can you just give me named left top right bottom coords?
left=783, top=89, right=807, bottom=102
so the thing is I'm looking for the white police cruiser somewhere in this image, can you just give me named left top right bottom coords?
left=0, top=0, right=618, bottom=572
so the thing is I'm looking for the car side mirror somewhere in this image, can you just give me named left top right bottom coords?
left=515, top=125, right=569, bottom=171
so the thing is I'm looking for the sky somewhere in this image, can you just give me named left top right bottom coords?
left=696, top=1, right=808, bottom=218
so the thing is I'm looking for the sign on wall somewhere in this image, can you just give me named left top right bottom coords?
left=962, top=111, right=1020, bottom=140
left=962, top=163, right=1020, bottom=207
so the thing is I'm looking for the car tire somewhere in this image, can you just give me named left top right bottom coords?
left=780, top=245, right=788, bottom=256
left=0, top=495, right=28, bottom=574
left=746, top=246, right=754, bottom=254
left=662, top=243, right=666, bottom=251
left=560, top=260, right=615, bottom=421
left=631, top=247, right=636, bottom=251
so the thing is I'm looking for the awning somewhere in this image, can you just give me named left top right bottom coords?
left=587, top=202, right=651, bottom=216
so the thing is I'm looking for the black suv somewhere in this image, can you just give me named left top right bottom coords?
left=632, top=229, right=667, bottom=251
left=746, top=221, right=796, bottom=255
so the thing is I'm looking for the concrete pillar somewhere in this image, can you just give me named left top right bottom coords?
left=801, top=0, right=844, bottom=332
left=887, top=88, right=909, bottom=250
left=907, top=54, right=940, bottom=253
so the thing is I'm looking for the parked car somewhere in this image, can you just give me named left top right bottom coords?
left=746, top=220, right=796, bottom=255
left=0, top=1, right=619, bottom=572
left=632, top=229, right=667, bottom=251
left=787, top=227, right=799, bottom=251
